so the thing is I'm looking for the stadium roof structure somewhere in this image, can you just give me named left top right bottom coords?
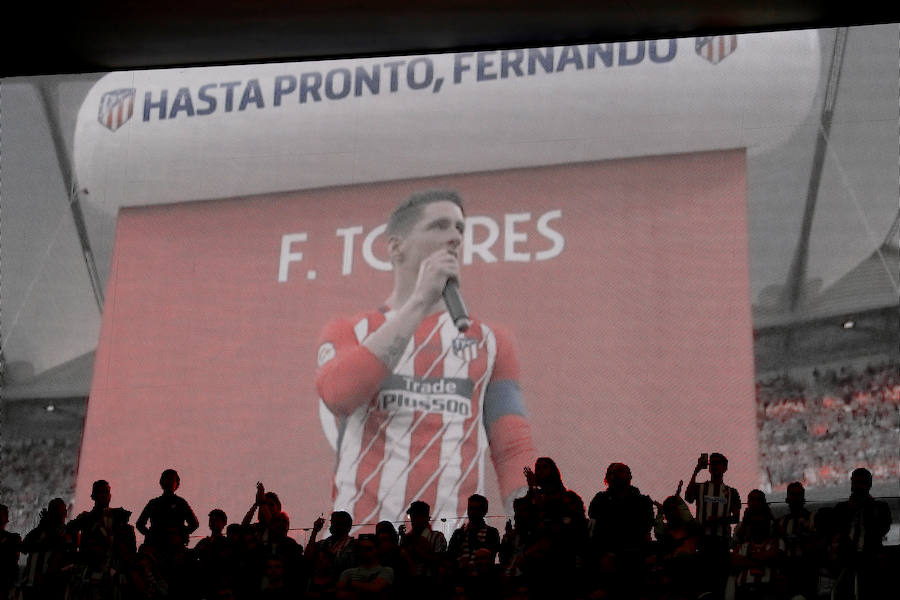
left=754, top=212, right=900, bottom=328
left=2, top=351, right=95, bottom=401
left=2, top=2, right=896, bottom=78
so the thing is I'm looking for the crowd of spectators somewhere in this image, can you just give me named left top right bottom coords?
left=0, top=456, right=894, bottom=600
left=1, top=359, right=897, bottom=598
left=757, top=361, right=900, bottom=490
left=0, top=438, right=78, bottom=539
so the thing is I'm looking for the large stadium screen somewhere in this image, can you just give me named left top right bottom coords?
left=67, top=32, right=819, bottom=528
left=3, top=26, right=897, bottom=537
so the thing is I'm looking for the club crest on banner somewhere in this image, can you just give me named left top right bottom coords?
left=97, top=88, right=136, bottom=132
left=695, top=35, right=738, bottom=65
left=452, top=336, right=479, bottom=362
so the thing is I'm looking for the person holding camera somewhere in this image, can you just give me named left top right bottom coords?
left=685, top=452, right=741, bottom=599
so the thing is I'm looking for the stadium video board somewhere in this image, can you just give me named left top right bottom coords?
left=62, top=31, right=833, bottom=530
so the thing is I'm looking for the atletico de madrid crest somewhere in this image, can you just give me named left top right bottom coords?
left=452, top=336, right=479, bottom=362
left=98, top=88, right=136, bottom=132
left=695, top=35, right=738, bottom=65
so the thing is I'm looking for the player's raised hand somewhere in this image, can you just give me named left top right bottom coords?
left=411, top=248, right=460, bottom=308
left=255, top=482, right=265, bottom=505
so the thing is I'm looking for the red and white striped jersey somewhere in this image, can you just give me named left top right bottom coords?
left=316, top=309, right=521, bottom=526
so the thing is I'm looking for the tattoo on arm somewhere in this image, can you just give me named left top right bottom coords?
left=381, top=337, right=408, bottom=369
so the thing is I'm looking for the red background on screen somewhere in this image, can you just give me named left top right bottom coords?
left=76, top=149, right=757, bottom=533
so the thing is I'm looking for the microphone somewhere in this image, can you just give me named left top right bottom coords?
left=443, top=278, right=472, bottom=332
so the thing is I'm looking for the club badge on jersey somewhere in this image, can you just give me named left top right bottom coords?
left=452, top=335, right=479, bottom=362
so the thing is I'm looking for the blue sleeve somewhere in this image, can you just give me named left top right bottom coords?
left=483, top=379, right=527, bottom=431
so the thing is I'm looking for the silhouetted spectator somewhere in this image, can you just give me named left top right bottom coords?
left=524, top=457, right=566, bottom=511
left=336, top=533, right=394, bottom=600
left=685, top=453, right=740, bottom=599
left=522, top=456, right=570, bottom=593
left=810, top=506, right=841, bottom=599
left=461, top=547, right=504, bottom=600
left=0, top=503, right=21, bottom=598
left=518, top=459, right=585, bottom=600
left=499, top=497, right=534, bottom=585
left=194, top=508, right=232, bottom=596
left=776, top=482, right=817, bottom=600
left=586, top=463, right=653, bottom=599
left=374, top=521, right=397, bottom=544
left=307, top=511, right=358, bottom=590
left=66, top=480, right=137, bottom=600
left=234, top=521, right=267, bottom=597
left=589, top=463, right=654, bottom=552
left=731, top=490, right=784, bottom=600
left=242, top=482, right=282, bottom=543
left=558, top=490, right=589, bottom=597
left=733, top=489, right=775, bottom=544
left=225, top=522, right=243, bottom=545
left=652, top=494, right=701, bottom=599
left=399, top=500, right=446, bottom=596
left=374, top=521, right=410, bottom=599
left=832, top=468, right=892, bottom=599
left=131, top=543, right=168, bottom=599
left=261, top=511, right=306, bottom=596
left=259, top=556, right=293, bottom=600
left=20, top=497, right=72, bottom=600
left=135, top=469, right=199, bottom=555
left=264, top=511, right=302, bottom=556
left=195, top=508, right=227, bottom=552
left=157, top=524, right=196, bottom=599
left=307, top=544, right=339, bottom=600
left=448, top=494, right=500, bottom=581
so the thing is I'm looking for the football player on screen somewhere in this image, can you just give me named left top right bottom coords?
left=315, top=189, right=537, bottom=527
